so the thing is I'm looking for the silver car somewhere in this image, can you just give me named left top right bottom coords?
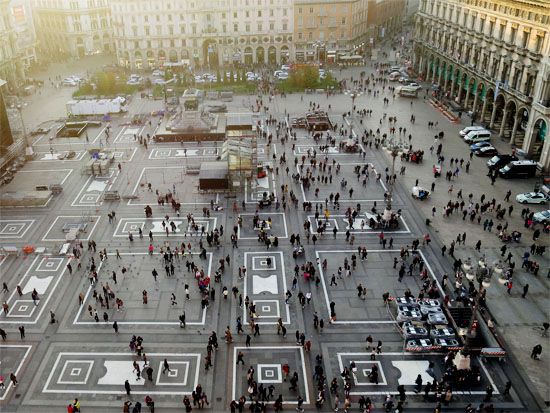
left=433, top=338, right=461, bottom=349
left=397, top=309, right=423, bottom=322
left=427, top=313, right=448, bottom=326
left=420, top=306, right=444, bottom=316
left=395, top=297, right=419, bottom=307
left=430, top=327, right=456, bottom=339
left=406, top=338, right=433, bottom=351
left=404, top=325, right=429, bottom=339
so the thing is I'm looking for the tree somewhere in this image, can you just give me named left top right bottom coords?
left=289, top=66, right=320, bottom=89
left=216, top=69, right=221, bottom=85
left=96, top=72, right=117, bottom=95
left=229, top=70, right=235, bottom=83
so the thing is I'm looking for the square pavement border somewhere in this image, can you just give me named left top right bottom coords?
left=232, top=346, right=310, bottom=404
left=315, top=249, right=443, bottom=324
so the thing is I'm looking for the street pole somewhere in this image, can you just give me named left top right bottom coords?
left=386, top=148, right=398, bottom=212
left=17, top=104, right=33, bottom=158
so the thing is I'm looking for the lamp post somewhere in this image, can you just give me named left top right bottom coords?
left=463, top=263, right=492, bottom=350
left=382, top=146, right=399, bottom=221
left=16, top=104, right=33, bottom=158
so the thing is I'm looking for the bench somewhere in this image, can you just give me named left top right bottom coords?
left=61, top=223, right=88, bottom=233
left=104, top=190, right=120, bottom=200
left=59, top=243, right=71, bottom=255
left=65, top=227, right=79, bottom=241
left=0, top=246, right=19, bottom=256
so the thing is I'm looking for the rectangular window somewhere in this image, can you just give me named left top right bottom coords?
left=246, top=23, right=250, bottom=32
left=341, top=17, right=346, bottom=25
left=258, top=23, right=262, bottom=31
left=282, top=22, right=287, bottom=31
left=234, top=23, right=238, bottom=32
left=522, top=31, right=529, bottom=48
left=499, top=23, right=506, bottom=40
left=510, top=27, right=517, bottom=43
left=535, top=34, right=544, bottom=52
left=270, top=22, right=274, bottom=30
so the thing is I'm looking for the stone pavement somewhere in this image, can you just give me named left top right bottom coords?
left=0, top=42, right=547, bottom=413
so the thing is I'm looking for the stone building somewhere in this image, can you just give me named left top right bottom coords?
left=0, top=0, right=25, bottom=91
left=110, top=0, right=294, bottom=69
left=414, top=0, right=550, bottom=169
left=292, top=0, right=369, bottom=63
left=32, top=0, right=114, bottom=59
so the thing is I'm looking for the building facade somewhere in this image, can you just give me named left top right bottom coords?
left=32, top=0, right=113, bottom=59
left=367, top=0, right=406, bottom=44
left=111, top=0, right=294, bottom=70
left=0, top=0, right=25, bottom=91
left=10, top=0, right=38, bottom=72
left=414, top=0, right=550, bottom=169
left=293, top=0, right=368, bottom=63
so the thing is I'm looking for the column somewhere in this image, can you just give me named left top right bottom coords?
left=480, top=98, right=488, bottom=124
left=509, top=113, right=520, bottom=145
left=450, top=76, right=456, bottom=98
left=520, top=68, right=529, bottom=94
left=472, top=91, right=479, bottom=115
left=498, top=108, right=508, bottom=137
left=489, top=101, right=498, bottom=129
left=521, top=118, right=536, bottom=156
left=464, top=85, right=471, bottom=110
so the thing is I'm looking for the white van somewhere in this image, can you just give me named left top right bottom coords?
left=389, top=72, right=401, bottom=81
left=464, top=130, right=491, bottom=143
left=459, top=126, right=486, bottom=137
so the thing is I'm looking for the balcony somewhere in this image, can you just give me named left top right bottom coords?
left=533, top=101, right=550, bottom=116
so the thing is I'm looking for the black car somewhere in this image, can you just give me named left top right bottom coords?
left=474, top=146, right=498, bottom=157
left=487, top=154, right=518, bottom=169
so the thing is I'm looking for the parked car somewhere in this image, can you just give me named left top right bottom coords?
left=281, top=64, right=290, bottom=71
left=405, top=338, right=433, bottom=351
left=397, top=309, right=423, bottom=322
left=152, top=69, right=165, bottom=77
left=487, top=154, right=518, bottom=170
left=533, top=209, right=550, bottom=223
left=408, top=82, right=422, bottom=89
left=430, top=327, right=456, bottom=339
left=152, top=78, right=165, bottom=85
left=62, top=78, right=79, bottom=86
left=464, top=130, right=491, bottom=143
left=394, top=297, right=418, bottom=307
left=427, top=313, right=448, bottom=325
left=499, top=160, right=538, bottom=179
left=470, top=141, right=493, bottom=151
left=418, top=299, right=442, bottom=314
left=433, top=338, right=461, bottom=349
left=404, top=325, right=429, bottom=339
left=460, top=125, right=487, bottom=137
left=515, top=192, right=548, bottom=204
left=474, top=146, right=498, bottom=157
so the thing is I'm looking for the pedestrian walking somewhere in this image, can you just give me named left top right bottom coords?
left=18, top=325, right=25, bottom=339
left=522, top=284, right=529, bottom=298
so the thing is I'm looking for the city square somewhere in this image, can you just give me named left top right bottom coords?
left=0, top=1, right=549, bottom=412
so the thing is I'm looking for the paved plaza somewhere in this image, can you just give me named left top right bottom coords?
left=0, top=43, right=548, bottom=413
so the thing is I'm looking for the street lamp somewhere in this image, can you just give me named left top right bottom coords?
left=462, top=261, right=492, bottom=350
left=16, top=104, right=33, bottom=158
left=383, top=146, right=400, bottom=217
